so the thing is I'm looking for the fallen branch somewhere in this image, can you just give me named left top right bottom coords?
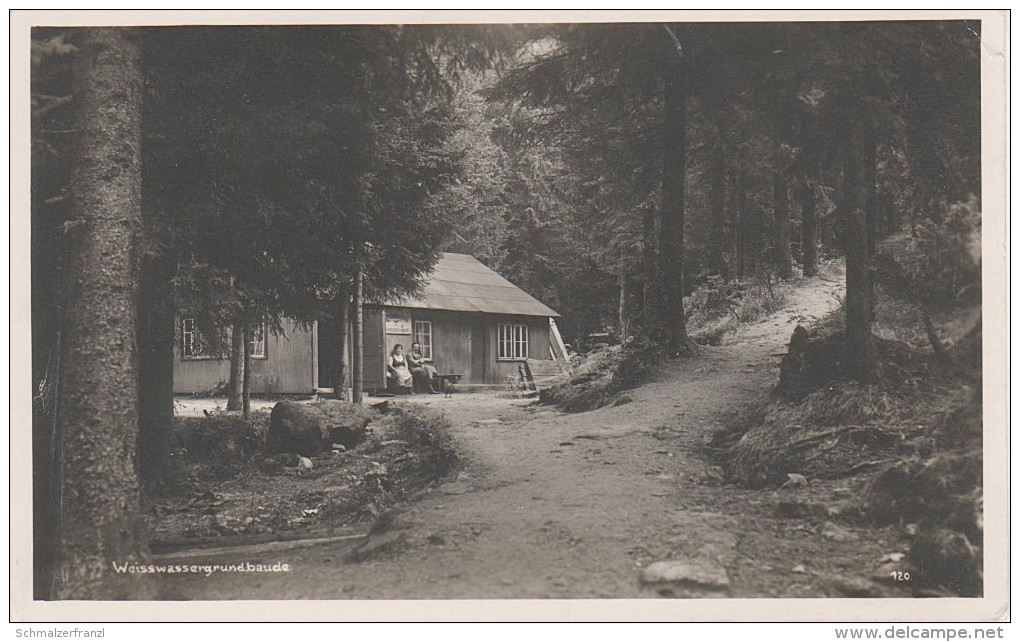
left=152, top=533, right=365, bottom=560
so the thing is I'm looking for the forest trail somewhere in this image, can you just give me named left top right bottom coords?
left=158, top=265, right=893, bottom=600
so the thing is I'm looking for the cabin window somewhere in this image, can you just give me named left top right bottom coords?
left=414, top=320, right=433, bottom=360
left=181, top=318, right=210, bottom=359
left=248, top=323, right=267, bottom=359
left=498, top=323, right=528, bottom=360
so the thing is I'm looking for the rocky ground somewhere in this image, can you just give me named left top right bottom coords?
left=150, top=265, right=920, bottom=600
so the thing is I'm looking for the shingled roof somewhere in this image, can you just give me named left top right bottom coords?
left=386, top=253, right=560, bottom=317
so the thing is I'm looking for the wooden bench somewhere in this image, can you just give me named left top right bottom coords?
left=437, top=373, right=463, bottom=387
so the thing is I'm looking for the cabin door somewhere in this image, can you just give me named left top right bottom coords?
left=316, top=318, right=340, bottom=389
left=363, top=309, right=385, bottom=389
left=470, top=322, right=487, bottom=384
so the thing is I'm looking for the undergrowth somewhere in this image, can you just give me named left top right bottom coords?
left=385, top=403, right=458, bottom=480
left=148, top=400, right=460, bottom=542
left=710, top=263, right=983, bottom=595
left=543, top=270, right=800, bottom=413
left=539, top=335, right=661, bottom=412
left=158, top=410, right=272, bottom=495
left=687, top=273, right=793, bottom=345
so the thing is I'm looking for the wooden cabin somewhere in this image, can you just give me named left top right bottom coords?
left=173, top=253, right=565, bottom=395
left=172, top=318, right=318, bottom=395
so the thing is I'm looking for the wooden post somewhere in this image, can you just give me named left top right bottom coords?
left=352, top=270, right=364, bottom=403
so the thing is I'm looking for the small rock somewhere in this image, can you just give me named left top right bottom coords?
left=260, top=452, right=299, bottom=473
left=880, top=552, right=906, bottom=563
left=476, top=418, right=503, bottom=425
left=819, top=521, right=859, bottom=542
left=331, top=443, right=347, bottom=452
left=792, top=564, right=807, bottom=573
left=298, top=456, right=313, bottom=470
left=784, top=473, right=809, bottom=487
left=904, top=523, right=920, bottom=537
left=614, top=394, right=634, bottom=406
left=639, top=559, right=729, bottom=591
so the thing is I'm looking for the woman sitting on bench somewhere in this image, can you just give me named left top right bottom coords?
left=408, top=342, right=440, bottom=394
left=387, top=344, right=414, bottom=394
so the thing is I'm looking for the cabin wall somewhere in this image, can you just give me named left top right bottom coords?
left=173, top=320, right=316, bottom=394
left=482, top=314, right=551, bottom=383
left=372, top=307, right=552, bottom=386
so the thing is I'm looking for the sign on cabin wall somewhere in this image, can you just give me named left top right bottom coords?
left=385, top=314, right=412, bottom=335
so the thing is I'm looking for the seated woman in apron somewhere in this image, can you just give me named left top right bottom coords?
left=408, top=342, right=440, bottom=394
left=387, top=344, right=414, bottom=393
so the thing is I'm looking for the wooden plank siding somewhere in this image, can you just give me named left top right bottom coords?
left=172, top=320, right=317, bottom=394
left=173, top=311, right=556, bottom=394
left=377, top=308, right=551, bottom=386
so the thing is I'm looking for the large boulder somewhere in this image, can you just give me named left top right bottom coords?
left=267, top=401, right=372, bottom=457
left=267, top=402, right=328, bottom=456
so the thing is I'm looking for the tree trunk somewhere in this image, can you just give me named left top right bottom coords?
left=640, top=205, right=657, bottom=326
left=735, top=171, right=746, bottom=280
left=864, top=128, right=878, bottom=251
left=55, top=27, right=154, bottom=600
left=242, top=321, right=252, bottom=417
left=799, top=179, right=818, bottom=277
left=710, top=141, right=728, bottom=280
left=773, top=170, right=793, bottom=279
left=337, top=292, right=350, bottom=401
left=618, top=264, right=628, bottom=337
left=136, top=255, right=175, bottom=488
left=882, top=191, right=897, bottom=236
left=352, top=270, right=364, bottom=403
left=226, top=323, right=243, bottom=411
left=843, top=113, right=877, bottom=381
left=656, top=34, right=689, bottom=354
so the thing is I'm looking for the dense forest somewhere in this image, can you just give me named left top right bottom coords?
left=30, top=21, right=982, bottom=599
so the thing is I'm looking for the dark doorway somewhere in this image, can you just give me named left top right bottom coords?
left=471, top=323, right=486, bottom=383
left=317, top=319, right=341, bottom=389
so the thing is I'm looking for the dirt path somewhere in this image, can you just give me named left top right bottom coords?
left=158, top=265, right=909, bottom=600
